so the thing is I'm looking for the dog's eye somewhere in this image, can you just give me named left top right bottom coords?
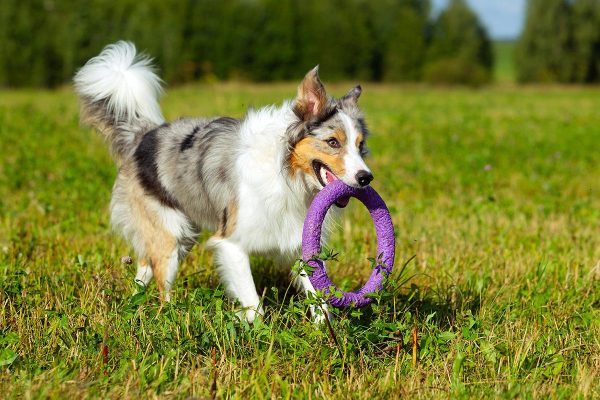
left=326, top=138, right=340, bottom=148
left=359, top=141, right=368, bottom=156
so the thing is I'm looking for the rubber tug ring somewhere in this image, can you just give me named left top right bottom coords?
left=302, top=179, right=396, bottom=308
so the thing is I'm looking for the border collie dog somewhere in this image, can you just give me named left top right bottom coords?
left=74, top=41, right=373, bottom=322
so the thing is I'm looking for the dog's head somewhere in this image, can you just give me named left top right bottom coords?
left=287, top=66, right=372, bottom=195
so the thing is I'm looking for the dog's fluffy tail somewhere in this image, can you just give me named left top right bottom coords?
left=74, top=41, right=164, bottom=162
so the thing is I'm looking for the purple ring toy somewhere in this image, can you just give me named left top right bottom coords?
left=302, top=179, right=395, bottom=308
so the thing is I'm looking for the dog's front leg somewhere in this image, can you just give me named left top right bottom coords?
left=278, top=255, right=331, bottom=324
left=291, top=267, right=331, bottom=324
left=209, top=238, right=263, bottom=323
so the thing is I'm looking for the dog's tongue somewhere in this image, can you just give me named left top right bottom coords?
left=323, top=168, right=350, bottom=208
left=326, top=170, right=336, bottom=184
left=322, top=168, right=348, bottom=207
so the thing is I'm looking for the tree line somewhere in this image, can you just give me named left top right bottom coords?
left=0, top=0, right=493, bottom=87
left=516, top=0, right=600, bottom=83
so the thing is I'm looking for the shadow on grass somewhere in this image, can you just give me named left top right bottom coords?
left=250, top=257, right=303, bottom=308
left=393, top=281, right=483, bottom=328
left=178, top=251, right=484, bottom=330
left=250, top=256, right=484, bottom=331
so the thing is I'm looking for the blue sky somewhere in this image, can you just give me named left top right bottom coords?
left=431, top=0, right=526, bottom=40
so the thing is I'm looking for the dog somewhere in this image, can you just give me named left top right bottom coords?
left=74, top=41, right=373, bottom=322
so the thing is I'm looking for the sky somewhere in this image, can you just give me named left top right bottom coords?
left=431, top=0, right=526, bottom=40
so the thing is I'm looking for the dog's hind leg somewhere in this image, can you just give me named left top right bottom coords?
left=135, top=260, right=153, bottom=287
left=209, top=238, right=263, bottom=323
left=139, top=207, right=193, bottom=301
left=112, top=175, right=193, bottom=301
left=128, top=220, right=181, bottom=301
left=146, top=245, right=182, bottom=301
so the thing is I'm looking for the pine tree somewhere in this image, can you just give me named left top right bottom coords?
left=381, top=0, right=430, bottom=81
left=515, top=0, right=572, bottom=83
left=1, top=0, right=49, bottom=86
left=250, top=0, right=298, bottom=81
left=296, top=0, right=372, bottom=81
left=424, top=0, right=493, bottom=85
left=570, top=0, right=600, bottom=83
left=0, top=0, right=507, bottom=87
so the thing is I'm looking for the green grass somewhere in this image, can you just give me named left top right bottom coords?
left=1, top=83, right=599, bottom=398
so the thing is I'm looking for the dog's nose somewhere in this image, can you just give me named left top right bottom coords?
left=356, top=170, right=374, bottom=187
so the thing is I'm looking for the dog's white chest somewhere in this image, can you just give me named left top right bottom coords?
left=233, top=181, right=307, bottom=255
left=229, top=106, right=313, bottom=255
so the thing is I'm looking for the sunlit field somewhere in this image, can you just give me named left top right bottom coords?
left=1, top=83, right=598, bottom=398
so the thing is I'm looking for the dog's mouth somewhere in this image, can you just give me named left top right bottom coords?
left=312, top=160, right=349, bottom=208
left=312, top=160, right=337, bottom=187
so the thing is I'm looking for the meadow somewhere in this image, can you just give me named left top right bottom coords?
left=0, top=82, right=599, bottom=398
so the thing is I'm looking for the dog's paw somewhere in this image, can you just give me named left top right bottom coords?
left=310, top=304, right=332, bottom=324
left=235, top=305, right=264, bottom=324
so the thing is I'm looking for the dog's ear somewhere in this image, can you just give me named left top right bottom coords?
left=294, top=66, right=327, bottom=121
left=341, top=85, right=362, bottom=106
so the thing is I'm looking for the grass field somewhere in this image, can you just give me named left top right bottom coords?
left=1, top=83, right=599, bottom=399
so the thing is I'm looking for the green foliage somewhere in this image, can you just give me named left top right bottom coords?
left=516, top=0, right=573, bottom=83
left=1, top=84, right=599, bottom=397
left=423, top=58, right=491, bottom=87
left=424, top=0, right=494, bottom=85
left=380, top=1, right=430, bottom=81
left=250, top=0, right=298, bottom=81
left=570, top=0, right=600, bottom=82
left=0, top=0, right=497, bottom=87
left=516, top=0, right=600, bottom=83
